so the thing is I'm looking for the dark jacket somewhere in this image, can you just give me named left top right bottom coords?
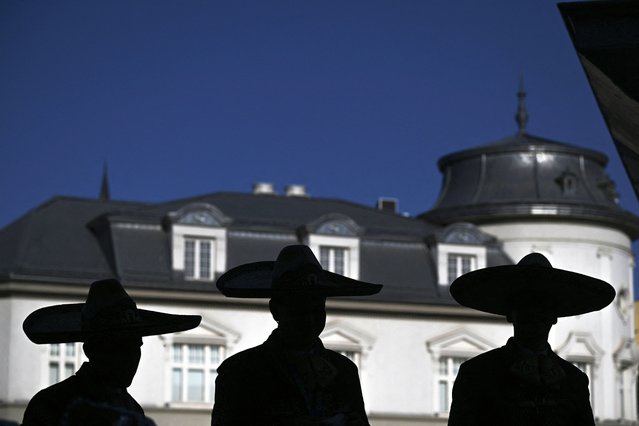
left=448, top=338, right=595, bottom=426
left=211, top=331, right=369, bottom=425
left=22, top=362, right=146, bottom=426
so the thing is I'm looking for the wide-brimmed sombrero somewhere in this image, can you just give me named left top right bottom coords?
left=23, top=279, right=202, bottom=344
left=450, top=252, right=615, bottom=317
left=217, top=245, right=383, bottom=298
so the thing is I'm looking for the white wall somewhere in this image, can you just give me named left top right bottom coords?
left=481, top=220, right=637, bottom=421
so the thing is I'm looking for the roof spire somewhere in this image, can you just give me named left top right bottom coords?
left=99, top=162, right=110, bottom=201
left=515, top=74, right=528, bottom=135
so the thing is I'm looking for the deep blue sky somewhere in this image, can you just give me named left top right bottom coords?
left=2, top=0, right=638, bottom=229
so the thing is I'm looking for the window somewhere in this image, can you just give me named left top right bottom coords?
left=171, top=343, right=224, bottom=403
left=572, top=360, right=594, bottom=407
left=557, top=332, right=603, bottom=412
left=184, top=238, right=214, bottom=280
left=306, top=214, right=360, bottom=280
left=172, top=224, right=226, bottom=281
left=435, top=224, right=489, bottom=286
left=320, top=246, right=348, bottom=275
left=447, top=253, right=476, bottom=284
left=48, top=343, right=82, bottom=385
left=426, top=328, right=495, bottom=416
left=437, top=356, right=467, bottom=412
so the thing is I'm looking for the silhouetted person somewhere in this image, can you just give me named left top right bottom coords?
left=211, top=245, right=382, bottom=425
left=447, top=253, right=615, bottom=426
left=22, top=279, right=201, bottom=426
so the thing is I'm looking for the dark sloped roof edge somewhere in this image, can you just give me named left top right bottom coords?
left=437, top=132, right=608, bottom=171
left=421, top=202, right=639, bottom=239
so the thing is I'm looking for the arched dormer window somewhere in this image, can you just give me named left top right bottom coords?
left=167, top=203, right=229, bottom=282
left=434, top=223, right=490, bottom=285
left=304, top=214, right=362, bottom=279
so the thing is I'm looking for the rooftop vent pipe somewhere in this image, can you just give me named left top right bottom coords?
left=285, top=184, right=309, bottom=197
left=253, top=182, right=276, bottom=195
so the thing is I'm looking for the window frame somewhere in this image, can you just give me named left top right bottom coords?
left=437, top=243, right=486, bottom=285
left=47, top=342, right=84, bottom=386
left=308, top=235, right=359, bottom=280
left=172, top=224, right=227, bottom=281
left=426, top=328, right=495, bottom=417
left=170, top=342, right=225, bottom=404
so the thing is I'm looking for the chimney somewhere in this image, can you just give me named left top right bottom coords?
left=377, top=197, right=398, bottom=214
left=285, top=184, right=309, bottom=197
left=253, top=182, right=276, bottom=195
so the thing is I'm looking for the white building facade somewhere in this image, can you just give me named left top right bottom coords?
left=1, top=116, right=638, bottom=425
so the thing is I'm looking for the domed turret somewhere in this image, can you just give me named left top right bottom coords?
left=421, top=84, right=639, bottom=238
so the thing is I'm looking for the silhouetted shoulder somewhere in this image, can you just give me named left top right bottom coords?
left=216, top=344, right=267, bottom=373
left=325, top=349, right=359, bottom=370
left=22, top=375, right=82, bottom=426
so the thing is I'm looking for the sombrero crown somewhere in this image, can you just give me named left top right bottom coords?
left=216, top=245, right=383, bottom=298
left=23, top=279, right=201, bottom=344
left=450, top=253, right=615, bottom=317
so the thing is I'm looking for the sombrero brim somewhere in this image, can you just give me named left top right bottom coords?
left=450, top=264, right=615, bottom=317
left=217, top=261, right=383, bottom=298
left=23, top=304, right=202, bottom=344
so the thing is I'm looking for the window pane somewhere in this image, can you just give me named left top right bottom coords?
left=172, top=368, right=182, bottom=401
left=64, top=362, right=75, bottom=379
left=209, top=371, right=217, bottom=402
left=65, top=343, right=75, bottom=357
left=189, top=345, right=204, bottom=364
left=453, top=357, right=464, bottom=375
left=439, top=357, right=448, bottom=375
left=438, top=380, right=449, bottom=412
left=210, top=345, right=221, bottom=365
left=185, top=239, right=195, bottom=278
left=334, top=248, right=345, bottom=275
left=49, top=363, right=59, bottom=385
left=173, top=344, right=183, bottom=362
left=447, top=254, right=458, bottom=283
left=50, top=344, right=60, bottom=357
left=188, top=369, right=204, bottom=401
left=320, top=247, right=330, bottom=270
left=461, top=256, right=472, bottom=274
left=200, top=241, right=211, bottom=279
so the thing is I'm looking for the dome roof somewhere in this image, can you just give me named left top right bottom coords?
left=422, top=131, right=639, bottom=237
left=421, top=84, right=639, bottom=238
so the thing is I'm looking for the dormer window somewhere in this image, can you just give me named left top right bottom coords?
left=320, top=246, right=348, bottom=275
left=435, top=223, right=490, bottom=286
left=305, top=214, right=361, bottom=279
left=184, top=238, right=215, bottom=280
left=167, top=203, right=229, bottom=282
left=447, top=253, right=476, bottom=283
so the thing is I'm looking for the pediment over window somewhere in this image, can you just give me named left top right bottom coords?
left=613, top=338, right=639, bottom=369
left=556, top=332, right=603, bottom=363
left=166, top=203, right=230, bottom=227
left=426, top=328, right=495, bottom=357
left=321, top=321, right=375, bottom=351
left=307, top=214, right=362, bottom=237
left=435, top=223, right=495, bottom=245
left=164, top=317, right=240, bottom=346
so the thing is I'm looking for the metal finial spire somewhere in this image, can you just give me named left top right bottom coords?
left=99, top=162, right=110, bottom=201
left=515, top=75, right=528, bottom=135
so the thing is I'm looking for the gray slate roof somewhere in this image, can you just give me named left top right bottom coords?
left=0, top=193, right=511, bottom=306
left=422, top=132, right=639, bottom=237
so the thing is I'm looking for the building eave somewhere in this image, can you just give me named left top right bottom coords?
left=0, top=280, right=502, bottom=321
